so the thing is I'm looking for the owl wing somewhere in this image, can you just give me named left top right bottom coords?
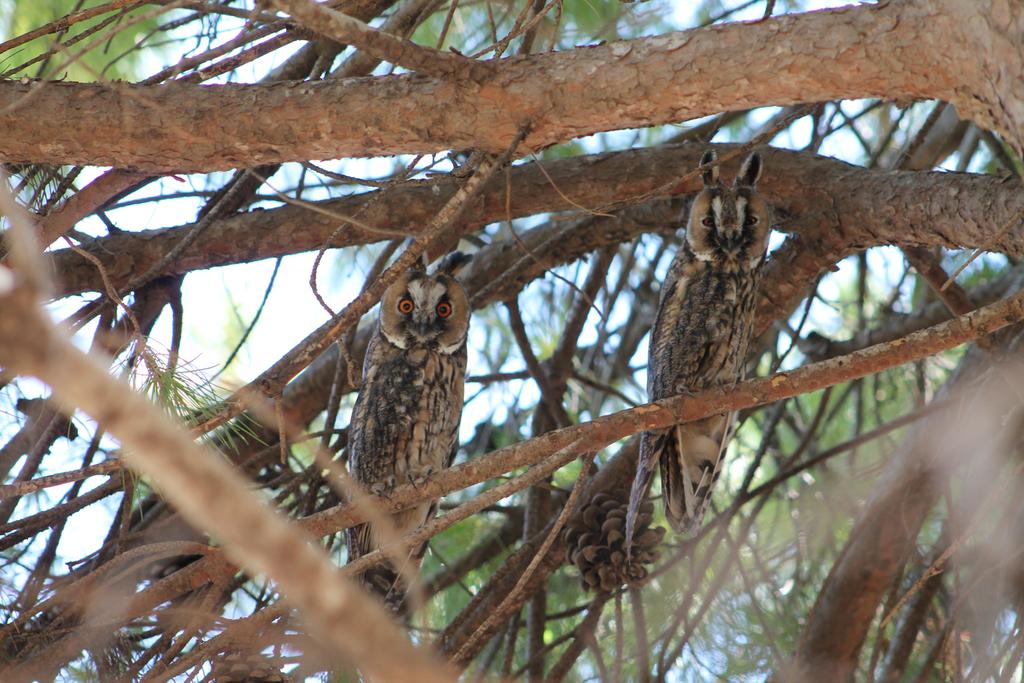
left=629, top=257, right=743, bottom=541
left=628, top=256, right=693, bottom=550
left=413, top=346, right=467, bottom=549
left=441, top=345, right=467, bottom=468
left=346, top=333, right=416, bottom=610
left=348, top=333, right=414, bottom=492
left=648, top=285, right=732, bottom=533
left=346, top=335, right=467, bottom=613
left=625, top=431, right=659, bottom=557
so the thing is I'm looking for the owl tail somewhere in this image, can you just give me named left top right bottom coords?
left=660, top=414, right=733, bottom=533
left=360, top=562, right=412, bottom=616
left=347, top=522, right=427, bottom=618
left=625, top=431, right=660, bottom=558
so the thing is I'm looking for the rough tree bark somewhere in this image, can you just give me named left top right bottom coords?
left=45, top=145, right=1024, bottom=295
left=1, top=1, right=1021, bottom=171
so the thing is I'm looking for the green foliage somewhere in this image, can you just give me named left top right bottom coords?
left=61, top=658, right=100, bottom=683
left=131, top=345, right=260, bottom=454
left=0, top=0, right=165, bottom=80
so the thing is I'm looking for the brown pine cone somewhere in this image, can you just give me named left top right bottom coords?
left=564, top=491, right=666, bottom=592
left=206, top=651, right=293, bottom=683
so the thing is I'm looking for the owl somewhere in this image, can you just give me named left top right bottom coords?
left=627, top=149, right=771, bottom=542
left=346, top=251, right=472, bottom=612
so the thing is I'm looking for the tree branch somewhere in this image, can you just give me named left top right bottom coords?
left=268, top=0, right=491, bottom=79
left=47, top=145, right=1024, bottom=298
left=2, top=1, right=1018, bottom=170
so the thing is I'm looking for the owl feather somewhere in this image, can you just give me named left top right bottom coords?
left=627, top=150, right=771, bottom=548
left=346, top=252, right=471, bottom=614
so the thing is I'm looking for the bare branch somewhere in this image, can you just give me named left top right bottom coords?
left=268, top=0, right=491, bottom=79
left=47, top=145, right=1024, bottom=299
left=3, top=1, right=1021, bottom=170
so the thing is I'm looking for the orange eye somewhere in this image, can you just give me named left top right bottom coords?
left=436, top=302, right=453, bottom=318
left=398, top=298, right=414, bottom=314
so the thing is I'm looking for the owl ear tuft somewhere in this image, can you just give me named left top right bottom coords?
left=411, top=251, right=429, bottom=272
left=736, top=152, right=763, bottom=187
left=699, top=149, right=719, bottom=186
left=438, top=251, right=472, bottom=277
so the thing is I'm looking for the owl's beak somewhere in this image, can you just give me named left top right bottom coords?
left=411, top=316, right=436, bottom=339
left=719, top=226, right=744, bottom=250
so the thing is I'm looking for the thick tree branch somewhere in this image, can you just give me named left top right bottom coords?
left=48, top=145, right=1024, bottom=297
left=1, top=1, right=1020, bottom=170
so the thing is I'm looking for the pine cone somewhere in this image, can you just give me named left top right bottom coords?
left=207, top=651, right=293, bottom=683
left=563, top=491, right=666, bottom=592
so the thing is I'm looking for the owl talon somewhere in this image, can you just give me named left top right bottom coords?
left=370, top=477, right=397, bottom=499
left=713, top=378, right=733, bottom=392
left=410, top=466, right=435, bottom=489
left=369, top=485, right=388, bottom=499
left=673, top=385, right=699, bottom=399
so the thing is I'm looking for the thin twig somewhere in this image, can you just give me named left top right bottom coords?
left=0, top=459, right=121, bottom=498
left=941, top=207, right=1024, bottom=290
left=212, top=257, right=282, bottom=380
left=453, top=449, right=597, bottom=662
left=0, top=0, right=145, bottom=56
left=269, top=0, right=493, bottom=79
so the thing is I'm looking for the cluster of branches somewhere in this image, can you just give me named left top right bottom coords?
left=1, top=0, right=1024, bottom=682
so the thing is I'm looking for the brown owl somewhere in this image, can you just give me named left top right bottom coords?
left=627, top=149, right=771, bottom=542
left=346, top=252, right=472, bottom=613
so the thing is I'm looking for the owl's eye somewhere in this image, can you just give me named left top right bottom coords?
left=436, top=301, right=453, bottom=318
left=744, top=214, right=759, bottom=226
left=398, top=298, right=415, bottom=314
left=701, top=216, right=715, bottom=228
